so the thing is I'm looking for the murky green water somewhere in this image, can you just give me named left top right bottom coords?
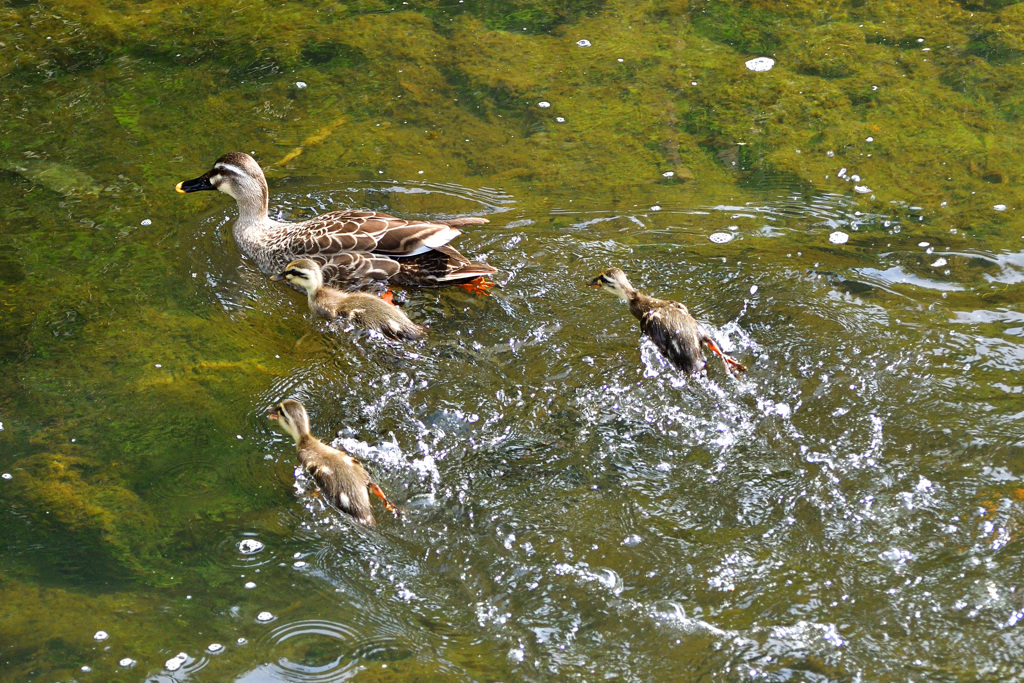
left=2, top=0, right=1024, bottom=680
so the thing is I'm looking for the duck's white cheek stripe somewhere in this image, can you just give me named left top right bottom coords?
left=213, top=162, right=247, bottom=178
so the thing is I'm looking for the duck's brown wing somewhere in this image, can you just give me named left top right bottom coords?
left=639, top=302, right=705, bottom=373
left=391, top=244, right=497, bottom=287
left=289, top=210, right=465, bottom=258
left=316, top=252, right=401, bottom=289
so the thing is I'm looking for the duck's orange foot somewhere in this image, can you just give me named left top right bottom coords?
left=380, top=289, right=394, bottom=305
left=458, top=277, right=495, bottom=296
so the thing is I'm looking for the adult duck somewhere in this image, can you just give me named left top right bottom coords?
left=177, top=152, right=496, bottom=292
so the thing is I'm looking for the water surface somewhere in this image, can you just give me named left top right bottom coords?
left=1, top=0, right=1024, bottom=680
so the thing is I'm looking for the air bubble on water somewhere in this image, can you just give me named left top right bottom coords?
left=140, top=219, right=152, bottom=226
left=119, top=658, right=135, bottom=668
left=650, top=205, right=661, bottom=211
left=865, top=137, right=874, bottom=142
left=994, top=204, right=1007, bottom=211
left=1, top=473, right=11, bottom=480
left=750, top=285, right=758, bottom=295
left=257, top=611, right=275, bottom=622
left=851, top=174, right=861, bottom=182
left=709, top=232, right=733, bottom=244
left=296, top=81, right=307, bottom=89
left=918, top=241, right=930, bottom=247
left=827, top=150, right=835, bottom=157
left=537, top=101, right=551, bottom=108
left=238, top=539, right=264, bottom=554
left=94, top=630, right=109, bottom=641
left=622, top=534, right=642, bottom=546
left=576, top=39, right=591, bottom=47
left=293, top=561, right=307, bottom=568
left=207, top=643, right=224, bottom=654
left=829, top=231, right=849, bottom=244
left=931, top=258, right=947, bottom=267
left=662, top=171, right=674, bottom=177
left=854, top=185, right=872, bottom=194
left=556, top=117, right=565, bottom=123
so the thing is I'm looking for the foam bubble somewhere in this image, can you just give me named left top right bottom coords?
left=165, top=652, right=188, bottom=672
left=829, top=231, right=849, bottom=244
left=709, top=232, right=733, bottom=244
left=238, top=539, right=264, bottom=554
left=745, top=57, right=775, bottom=72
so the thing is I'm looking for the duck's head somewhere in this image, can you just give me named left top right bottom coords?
left=268, top=399, right=311, bottom=444
left=270, top=259, right=323, bottom=294
left=588, top=267, right=636, bottom=301
left=175, top=152, right=268, bottom=206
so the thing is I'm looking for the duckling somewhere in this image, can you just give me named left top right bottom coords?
left=271, top=259, right=424, bottom=341
left=589, top=267, right=747, bottom=376
left=176, top=152, right=495, bottom=292
left=268, top=399, right=397, bottom=525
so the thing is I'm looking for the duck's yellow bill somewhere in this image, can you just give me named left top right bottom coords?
left=175, top=181, right=185, bottom=193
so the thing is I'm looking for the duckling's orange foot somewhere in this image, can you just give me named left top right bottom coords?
left=370, top=483, right=401, bottom=517
left=380, top=290, right=394, bottom=305
left=459, top=277, right=495, bottom=296
left=724, top=357, right=748, bottom=375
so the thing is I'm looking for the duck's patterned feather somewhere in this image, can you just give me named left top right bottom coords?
left=253, top=211, right=493, bottom=287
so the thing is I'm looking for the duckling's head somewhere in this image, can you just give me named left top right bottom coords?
left=588, top=267, right=636, bottom=301
left=176, top=152, right=268, bottom=208
left=268, top=399, right=311, bottom=444
left=270, top=259, right=323, bottom=294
